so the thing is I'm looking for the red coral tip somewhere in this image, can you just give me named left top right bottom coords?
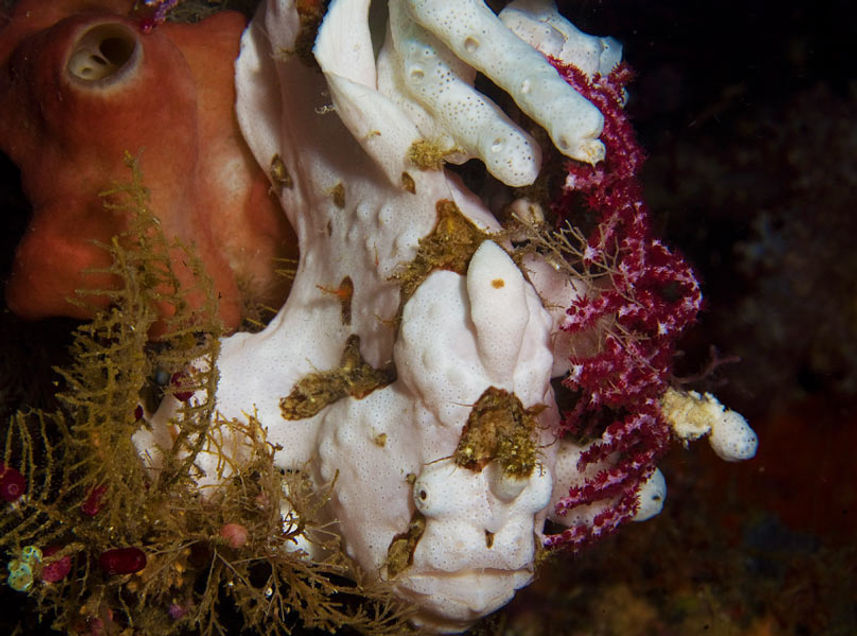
left=170, top=370, right=195, bottom=402
left=81, top=485, right=107, bottom=516
left=41, top=546, right=73, bottom=583
left=98, top=547, right=147, bottom=575
left=0, top=462, right=26, bottom=502
left=219, top=523, right=249, bottom=549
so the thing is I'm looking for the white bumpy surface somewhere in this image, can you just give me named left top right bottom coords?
left=132, top=1, right=749, bottom=632
left=379, top=0, right=612, bottom=186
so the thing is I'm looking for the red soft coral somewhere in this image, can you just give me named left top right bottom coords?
left=545, top=61, right=702, bottom=550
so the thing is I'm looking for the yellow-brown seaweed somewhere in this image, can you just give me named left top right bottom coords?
left=0, top=156, right=412, bottom=635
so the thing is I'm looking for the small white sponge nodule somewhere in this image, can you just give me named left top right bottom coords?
left=708, top=408, right=758, bottom=462
left=661, top=388, right=758, bottom=462
left=632, top=468, right=667, bottom=522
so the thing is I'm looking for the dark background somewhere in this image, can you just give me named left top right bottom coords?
left=497, top=1, right=857, bottom=633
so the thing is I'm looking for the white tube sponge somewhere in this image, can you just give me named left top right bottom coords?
left=385, top=0, right=542, bottom=186
left=378, top=0, right=615, bottom=187
left=499, top=0, right=622, bottom=78
left=401, top=0, right=606, bottom=166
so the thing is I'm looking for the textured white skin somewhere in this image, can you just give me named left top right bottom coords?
left=131, top=1, right=695, bottom=632
left=318, top=243, right=559, bottom=630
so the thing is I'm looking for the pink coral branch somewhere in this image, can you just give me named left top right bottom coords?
left=137, top=0, right=180, bottom=32
left=545, top=61, right=702, bottom=550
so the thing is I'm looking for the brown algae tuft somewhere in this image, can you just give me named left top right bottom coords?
left=394, top=199, right=491, bottom=303
left=454, top=386, right=542, bottom=478
left=280, top=334, right=395, bottom=420
left=0, top=154, right=413, bottom=635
